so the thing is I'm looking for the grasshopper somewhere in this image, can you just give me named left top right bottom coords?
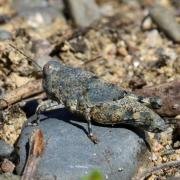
left=8, top=44, right=167, bottom=143
left=35, top=60, right=167, bottom=143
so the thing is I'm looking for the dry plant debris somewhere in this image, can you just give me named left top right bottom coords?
left=21, top=129, right=45, bottom=180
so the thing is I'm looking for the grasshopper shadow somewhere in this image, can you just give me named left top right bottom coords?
left=38, top=108, right=149, bottom=148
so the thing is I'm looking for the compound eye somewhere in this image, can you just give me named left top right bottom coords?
left=47, top=64, right=54, bottom=73
left=43, top=63, right=54, bottom=75
left=47, top=64, right=53, bottom=71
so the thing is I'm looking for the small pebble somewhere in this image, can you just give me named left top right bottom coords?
left=173, top=141, right=180, bottom=148
left=141, top=17, right=153, bottom=30
left=1, top=159, right=15, bottom=173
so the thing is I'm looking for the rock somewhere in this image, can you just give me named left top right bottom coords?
left=0, top=140, right=14, bottom=159
left=66, top=0, right=101, bottom=27
left=13, top=0, right=48, bottom=10
left=13, top=0, right=64, bottom=12
left=149, top=5, right=180, bottom=43
left=141, top=17, right=153, bottom=31
left=18, top=7, right=64, bottom=28
left=0, top=30, right=12, bottom=41
left=1, top=159, right=15, bottom=173
left=16, top=108, right=147, bottom=180
left=12, top=0, right=65, bottom=28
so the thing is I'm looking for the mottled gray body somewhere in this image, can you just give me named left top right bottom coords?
left=40, top=60, right=167, bottom=136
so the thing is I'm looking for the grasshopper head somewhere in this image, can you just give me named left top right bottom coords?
left=43, top=60, right=63, bottom=77
left=42, top=60, right=63, bottom=100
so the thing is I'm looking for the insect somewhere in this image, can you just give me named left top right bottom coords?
left=35, top=60, right=167, bottom=143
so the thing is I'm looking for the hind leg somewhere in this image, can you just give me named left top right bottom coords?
left=84, top=108, right=99, bottom=144
left=126, top=93, right=162, bottom=109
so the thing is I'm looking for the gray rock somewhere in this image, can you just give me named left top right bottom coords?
left=0, top=140, right=14, bottom=158
left=13, top=0, right=64, bottom=12
left=0, top=30, right=12, bottom=41
left=18, top=6, right=64, bottom=28
left=13, top=0, right=48, bottom=10
left=16, top=108, right=147, bottom=180
left=150, top=5, right=180, bottom=43
left=66, top=0, right=101, bottom=27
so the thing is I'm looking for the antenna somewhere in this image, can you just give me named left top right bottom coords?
left=9, top=44, right=42, bottom=70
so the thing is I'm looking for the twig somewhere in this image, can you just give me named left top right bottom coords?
left=135, top=160, right=180, bottom=180
left=82, top=55, right=102, bottom=66
left=0, top=79, right=43, bottom=109
left=18, top=92, right=47, bottom=107
left=21, top=129, right=45, bottom=180
left=9, top=44, right=42, bottom=71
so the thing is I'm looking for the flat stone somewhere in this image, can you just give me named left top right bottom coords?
left=66, top=0, right=101, bottom=27
left=16, top=108, right=147, bottom=180
left=0, top=140, right=14, bottom=159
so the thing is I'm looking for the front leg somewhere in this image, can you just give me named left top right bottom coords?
left=29, top=100, right=61, bottom=126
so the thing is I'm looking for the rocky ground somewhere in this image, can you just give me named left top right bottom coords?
left=0, top=0, right=179, bottom=179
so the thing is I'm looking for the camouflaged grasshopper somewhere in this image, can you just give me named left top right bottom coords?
left=8, top=44, right=167, bottom=143
left=35, top=60, right=167, bottom=143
